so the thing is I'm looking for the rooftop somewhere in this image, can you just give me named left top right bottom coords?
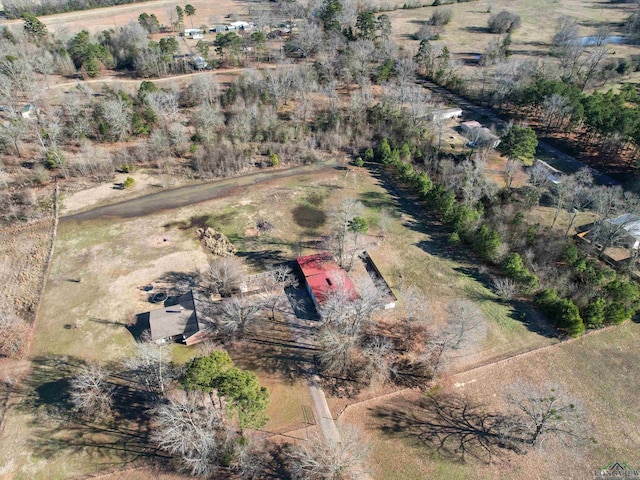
left=297, top=253, right=358, bottom=306
left=607, top=213, right=640, bottom=241
left=148, top=290, right=201, bottom=341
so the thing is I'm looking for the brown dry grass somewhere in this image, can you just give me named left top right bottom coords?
left=341, top=321, right=640, bottom=480
left=0, top=216, right=55, bottom=320
left=0, top=163, right=563, bottom=478
left=387, top=0, right=636, bottom=70
left=0, top=0, right=248, bottom=34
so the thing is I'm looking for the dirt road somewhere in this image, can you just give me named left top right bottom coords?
left=0, top=0, right=246, bottom=34
left=62, top=159, right=340, bottom=223
left=420, top=79, right=619, bottom=186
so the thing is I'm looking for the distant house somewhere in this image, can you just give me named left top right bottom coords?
left=145, top=290, right=214, bottom=346
left=534, top=159, right=563, bottom=186
left=460, top=120, right=500, bottom=149
left=210, top=25, right=227, bottom=33
left=429, top=108, right=463, bottom=122
left=183, top=28, right=203, bottom=39
left=297, top=253, right=358, bottom=315
left=605, top=213, right=640, bottom=250
left=229, top=21, right=252, bottom=30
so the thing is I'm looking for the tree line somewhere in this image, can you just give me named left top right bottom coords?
left=370, top=135, right=640, bottom=338
left=3, top=0, right=152, bottom=20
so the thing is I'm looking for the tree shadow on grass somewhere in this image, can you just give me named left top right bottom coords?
left=230, top=318, right=320, bottom=383
left=371, top=391, right=522, bottom=464
left=368, top=165, right=558, bottom=339
left=16, top=356, right=165, bottom=469
left=292, top=204, right=327, bottom=229
left=359, top=190, right=396, bottom=211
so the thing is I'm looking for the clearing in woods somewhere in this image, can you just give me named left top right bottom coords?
left=0, top=161, right=555, bottom=478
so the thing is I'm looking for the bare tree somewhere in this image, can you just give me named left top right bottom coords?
left=504, top=382, right=586, bottom=448
left=99, top=97, right=132, bottom=141
left=361, top=336, right=393, bottom=385
left=318, top=321, right=360, bottom=376
left=542, top=93, right=573, bottom=133
left=563, top=168, right=594, bottom=236
left=69, top=363, right=114, bottom=420
left=503, top=158, right=522, bottom=189
left=0, top=307, right=30, bottom=358
left=204, top=256, right=247, bottom=297
left=191, top=102, right=224, bottom=144
left=288, top=425, right=369, bottom=480
left=0, top=119, right=27, bottom=158
left=327, top=199, right=365, bottom=268
left=151, top=395, right=230, bottom=477
left=125, top=341, right=170, bottom=398
left=424, top=301, right=481, bottom=377
left=218, top=295, right=264, bottom=340
left=146, top=90, right=180, bottom=122
left=259, top=265, right=298, bottom=319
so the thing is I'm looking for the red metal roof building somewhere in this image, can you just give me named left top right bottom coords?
left=297, top=253, right=358, bottom=313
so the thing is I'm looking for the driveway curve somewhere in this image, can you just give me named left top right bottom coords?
left=62, top=158, right=339, bottom=223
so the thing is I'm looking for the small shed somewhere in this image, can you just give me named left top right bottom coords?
left=429, top=108, right=463, bottom=122
left=229, top=21, right=251, bottom=30
left=183, top=28, right=203, bottom=39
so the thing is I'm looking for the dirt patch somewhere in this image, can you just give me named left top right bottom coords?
left=61, top=172, right=168, bottom=215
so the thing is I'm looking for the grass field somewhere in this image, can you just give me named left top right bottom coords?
left=0, top=161, right=563, bottom=478
left=0, top=216, right=55, bottom=320
left=341, top=320, right=640, bottom=480
left=387, top=0, right=639, bottom=90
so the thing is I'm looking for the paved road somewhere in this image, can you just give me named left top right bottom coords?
left=420, top=79, right=619, bottom=186
left=62, top=158, right=339, bottom=223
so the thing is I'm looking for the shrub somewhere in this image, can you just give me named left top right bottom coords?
left=604, top=301, right=632, bottom=325
left=492, top=277, right=516, bottom=300
left=44, top=148, right=65, bottom=170
left=503, top=252, right=538, bottom=290
left=269, top=153, right=279, bottom=166
left=562, top=243, right=580, bottom=265
left=429, top=7, right=452, bottom=26
left=488, top=10, right=521, bottom=34
left=474, top=224, right=501, bottom=261
left=363, top=147, right=374, bottom=161
left=354, top=157, right=364, bottom=167
left=582, top=297, right=606, bottom=328
left=123, top=177, right=135, bottom=188
left=535, top=289, right=584, bottom=337
left=376, top=139, right=391, bottom=163
left=448, top=232, right=461, bottom=245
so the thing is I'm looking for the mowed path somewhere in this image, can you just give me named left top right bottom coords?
left=62, top=158, right=340, bottom=223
